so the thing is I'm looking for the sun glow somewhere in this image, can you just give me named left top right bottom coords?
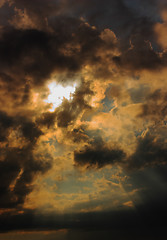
left=45, top=82, right=76, bottom=111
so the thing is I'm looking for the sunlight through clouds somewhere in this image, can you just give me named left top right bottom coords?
left=45, top=82, right=77, bottom=111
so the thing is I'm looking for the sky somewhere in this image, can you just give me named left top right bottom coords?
left=0, top=0, right=167, bottom=239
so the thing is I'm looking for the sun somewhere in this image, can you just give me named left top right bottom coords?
left=44, top=82, right=76, bottom=111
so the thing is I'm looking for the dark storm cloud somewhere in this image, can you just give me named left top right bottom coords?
left=138, top=89, right=167, bottom=120
left=0, top=0, right=165, bottom=111
left=0, top=15, right=115, bottom=107
left=128, top=134, right=167, bottom=170
left=113, top=34, right=167, bottom=70
left=0, top=111, right=43, bottom=143
left=56, top=0, right=166, bottom=71
left=0, top=27, right=80, bottom=86
left=12, top=0, right=65, bottom=29
left=0, top=111, right=14, bottom=141
left=74, top=128, right=167, bottom=171
left=74, top=138, right=126, bottom=169
left=0, top=0, right=167, bottom=237
left=0, top=0, right=164, bottom=93
left=64, top=0, right=159, bottom=30
left=11, top=0, right=162, bottom=27
left=0, top=146, right=51, bottom=208
left=0, top=1, right=15, bottom=26
left=37, top=111, right=57, bottom=129
left=0, top=111, right=52, bottom=209
left=59, top=0, right=163, bottom=56
left=20, top=120, right=43, bottom=142
left=0, top=3, right=106, bottom=212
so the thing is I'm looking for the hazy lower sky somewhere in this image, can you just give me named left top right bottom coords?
left=0, top=0, right=167, bottom=239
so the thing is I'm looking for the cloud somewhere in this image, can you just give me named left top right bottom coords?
left=128, top=133, right=167, bottom=170
left=138, top=89, right=167, bottom=120
left=154, top=8, right=167, bottom=49
left=0, top=111, right=43, bottom=143
left=74, top=138, right=126, bottom=169
left=0, top=146, right=51, bottom=208
left=0, top=28, right=79, bottom=86
left=37, top=81, right=94, bottom=128
left=113, top=34, right=166, bottom=70
left=0, top=111, right=14, bottom=141
left=74, top=128, right=167, bottom=171
left=0, top=0, right=167, bottom=237
left=0, top=111, right=52, bottom=209
left=0, top=14, right=117, bottom=116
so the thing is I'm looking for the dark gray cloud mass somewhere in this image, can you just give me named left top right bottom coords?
left=128, top=134, right=167, bottom=170
left=138, top=89, right=167, bottom=120
left=74, top=138, right=126, bottom=169
left=0, top=111, right=52, bottom=209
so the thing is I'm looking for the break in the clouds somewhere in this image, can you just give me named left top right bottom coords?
left=0, top=0, right=167, bottom=239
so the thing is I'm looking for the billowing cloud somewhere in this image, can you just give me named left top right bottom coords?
left=0, top=0, right=167, bottom=238
left=74, top=138, right=126, bottom=169
left=0, top=111, right=52, bottom=209
left=138, top=89, right=167, bottom=120
left=128, top=133, right=167, bottom=170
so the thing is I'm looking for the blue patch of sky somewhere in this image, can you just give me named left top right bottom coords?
left=43, top=137, right=67, bottom=156
left=43, top=167, right=120, bottom=195
left=134, top=129, right=147, bottom=138
left=100, top=85, right=115, bottom=113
